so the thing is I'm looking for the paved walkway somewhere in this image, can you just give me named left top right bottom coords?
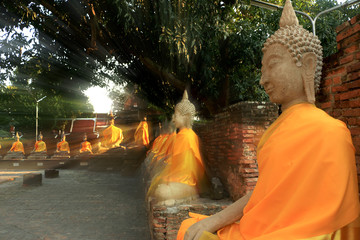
left=0, top=149, right=151, bottom=240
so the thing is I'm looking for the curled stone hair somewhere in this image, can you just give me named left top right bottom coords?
left=262, top=0, right=323, bottom=91
left=175, top=90, right=196, bottom=122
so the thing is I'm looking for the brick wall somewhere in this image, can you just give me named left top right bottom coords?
left=149, top=199, right=231, bottom=240
left=317, top=14, right=360, bottom=190
left=194, top=102, right=278, bottom=201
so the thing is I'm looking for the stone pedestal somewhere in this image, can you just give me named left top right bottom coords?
left=27, top=152, right=48, bottom=160
left=3, top=152, right=25, bottom=160
left=45, top=169, right=59, bottom=178
left=50, top=152, right=70, bottom=160
left=74, top=152, right=92, bottom=160
left=23, top=173, right=42, bottom=186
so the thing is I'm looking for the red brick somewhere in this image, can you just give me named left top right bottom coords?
left=320, top=101, right=332, bottom=109
left=340, top=54, right=354, bottom=65
left=347, top=62, right=360, bottom=73
left=342, top=109, right=360, bottom=117
left=350, top=15, right=360, bottom=25
left=350, top=127, right=360, bottom=135
left=323, top=78, right=333, bottom=87
left=337, top=23, right=360, bottom=42
left=347, top=117, right=358, bottom=125
left=332, top=85, right=348, bottom=93
left=348, top=72, right=360, bottom=82
left=326, top=67, right=346, bottom=78
left=336, top=21, right=350, bottom=34
left=339, top=89, right=360, bottom=100
left=344, top=80, right=360, bottom=89
left=344, top=44, right=359, bottom=55
left=357, top=52, right=360, bottom=60
left=349, top=98, right=360, bottom=108
left=339, top=32, right=360, bottom=49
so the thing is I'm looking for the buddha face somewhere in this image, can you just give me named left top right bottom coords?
left=260, top=43, right=305, bottom=107
left=173, top=110, right=188, bottom=129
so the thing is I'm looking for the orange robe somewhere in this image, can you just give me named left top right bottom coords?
left=34, top=140, right=47, bottom=152
left=148, top=128, right=209, bottom=196
left=57, top=140, right=70, bottom=153
left=80, top=141, right=92, bottom=153
left=102, top=125, right=124, bottom=148
left=9, top=141, right=25, bottom=154
left=134, top=121, right=149, bottom=146
left=152, top=132, right=176, bottom=164
left=177, top=103, right=360, bottom=240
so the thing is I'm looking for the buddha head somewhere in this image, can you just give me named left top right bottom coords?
left=260, top=0, right=323, bottom=109
left=83, top=133, right=88, bottom=141
left=173, top=90, right=196, bottom=129
left=38, top=132, right=43, bottom=141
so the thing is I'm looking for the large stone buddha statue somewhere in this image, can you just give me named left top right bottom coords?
left=177, top=1, right=360, bottom=240
left=148, top=90, right=209, bottom=206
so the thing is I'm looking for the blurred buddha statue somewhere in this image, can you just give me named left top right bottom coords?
left=79, top=133, right=93, bottom=154
left=51, top=131, right=70, bottom=159
left=134, top=116, right=150, bottom=146
left=28, top=132, right=48, bottom=160
left=100, top=112, right=124, bottom=149
left=4, top=132, right=25, bottom=160
left=147, top=90, right=209, bottom=206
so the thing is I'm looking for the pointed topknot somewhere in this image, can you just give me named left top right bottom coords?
left=183, top=90, right=188, bottom=100
left=279, top=0, right=299, bottom=28
left=15, top=131, right=19, bottom=139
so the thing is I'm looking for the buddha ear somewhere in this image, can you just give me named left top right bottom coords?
left=301, top=52, right=317, bottom=104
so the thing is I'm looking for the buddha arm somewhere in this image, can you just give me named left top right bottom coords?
left=185, top=191, right=252, bottom=240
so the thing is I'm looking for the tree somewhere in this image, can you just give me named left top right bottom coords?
left=0, top=0, right=358, bottom=120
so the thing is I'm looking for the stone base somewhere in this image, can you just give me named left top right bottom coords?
left=23, top=173, right=42, bottom=186
left=27, top=152, right=48, bottom=160
left=3, top=152, right=25, bottom=160
left=45, top=169, right=59, bottom=178
left=148, top=198, right=231, bottom=240
left=74, top=152, right=92, bottom=160
left=50, top=152, right=70, bottom=160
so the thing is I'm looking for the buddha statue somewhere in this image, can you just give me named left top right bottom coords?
left=147, top=90, right=209, bottom=206
left=134, top=116, right=150, bottom=146
left=4, top=132, right=25, bottom=160
left=27, top=132, right=48, bottom=160
left=100, top=112, right=124, bottom=149
left=79, top=133, right=93, bottom=154
left=51, top=132, right=70, bottom=159
left=177, top=1, right=359, bottom=239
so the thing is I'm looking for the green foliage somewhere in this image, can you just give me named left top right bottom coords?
left=0, top=0, right=359, bottom=121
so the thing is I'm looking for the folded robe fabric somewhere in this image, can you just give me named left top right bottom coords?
left=34, top=140, right=47, bottom=152
left=177, top=103, right=360, bottom=240
left=102, top=125, right=123, bottom=148
left=10, top=141, right=24, bottom=154
left=57, top=140, right=70, bottom=152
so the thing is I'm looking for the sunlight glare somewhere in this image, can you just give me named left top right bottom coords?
left=84, top=86, right=112, bottom=113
